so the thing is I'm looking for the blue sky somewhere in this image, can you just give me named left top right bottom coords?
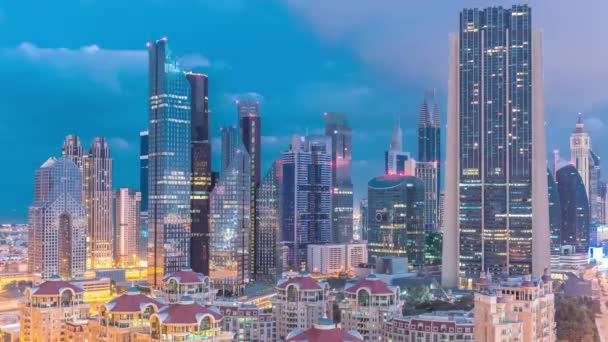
left=1, top=0, right=607, bottom=222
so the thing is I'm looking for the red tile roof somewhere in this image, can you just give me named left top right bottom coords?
left=30, top=279, right=84, bottom=296
left=103, top=289, right=164, bottom=313
left=277, top=276, right=322, bottom=291
left=163, top=269, right=206, bottom=284
left=156, top=301, right=223, bottom=325
left=345, top=277, right=394, bottom=295
left=287, top=320, right=363, bottom=342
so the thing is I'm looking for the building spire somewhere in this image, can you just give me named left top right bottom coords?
left=390, top=114, right=403, bottom=152
left=574, top=112, right=584, bottom=133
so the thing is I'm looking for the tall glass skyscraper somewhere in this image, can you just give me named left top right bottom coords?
left=187, top=73, right=213, bottom=275
left=556, top=164, right=590, bottom=254
left=443, top=5, right=550, bottom=288
left=238, top=99, right=261, bottom=278
left=255, top=159, right=282, bottom=281
left=220, top=125, right=240, bottom=173
left=325, top=112, right=354, bottom=243
left=28, top=157, right=87, bottom=280
left=139, top=130, right=149, bottom=261
left=547, top=169, right=562, bottom=257
left=384, top=116, right=410, bottom=175
left=147, top=38, right=192, bottom=286
left=417, top=90, right=441, bottom=232
left=209, top=148, right=251, bottom=295
left=367, top=175, right=425, bottom=268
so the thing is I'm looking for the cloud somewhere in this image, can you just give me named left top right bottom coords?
left=224, top=92, right=264, bottom=104
left=293, top=82, right=372, bottom=112
left=585, top=117, right=607, bottom=134
left=7, top=42, right=146, bottom=91
left=109, top=137, right=134, bottom=151
left=178, top=54, right=211, bottom=69
left=261, top=135, right=290, bottom=145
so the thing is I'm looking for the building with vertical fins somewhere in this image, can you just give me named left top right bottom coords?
left=238, top=99, right=261, bottom=278
left=139, top=131, right=149, bottom=262
left=220, top=125, right=240, bottom=173
left=113, top=188, right=141, bottom=267
left=556, top=163, right=589, bottom=254
left=367, top=175, right=425, bottom=268
left=417, top=89, right=441, bottom=232
left=324, top=112, right=354, bottom=243
left=85, top=137, right=113, bottom=269
left=570, top=114, right=590, bottom=195
left=209, top=147, right=251, bottom=296
left=28, top=157, right=87, bottom=279
left=187, top=72, right=213, bottom=275
left=443, top=5, right=550, bottom=288
left=256, top=159, right=282, bottom=281
left=384, top=116, right=410, bottom=175
left=147, top=38, right=192, bottom=287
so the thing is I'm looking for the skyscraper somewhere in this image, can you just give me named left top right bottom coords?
left=325, top=112, right=354, bottom=243
left=280, top=136, right=332, bottom=270
left=238, top=99, right=261, bottom=278
left=570, top=114, right=590, bottom=194
left=147, top=38, right=192, bottom=286
left=255, top=159, right=282, bottom=281
left=367, top=175, right=425, bottom=267
left=384, top=116, right=410, bottom=175
left=113, top=188, right=141, bottom=267
left=220, top=125, right=240, bottom=173
left=139, top=131, right=149, bottom=261
left=547, top=169, right=562, bottom=257
left=556, top=164, right=590, bottom=254
left=443, top=6, right=550, bottom=288
left=28, top=157, right=87, bottom=279
left=359, top=198, right=368, bottom=241
left=61, top=135, right=86, bottom=205
left=85, top=137, right=113, bottom=269
left=209, top=147, right=251, bottom=295
left=590, top=150, right=602, bottom=222
left=417, top=89, right=441, bottom=232
left=187, top=72, right=213, bottom=275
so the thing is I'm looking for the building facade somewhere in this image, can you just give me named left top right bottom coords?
left=555, top=164, right=590, bottom=254
left=359, top=199, right=368, bottom=241
left=367, top=175, right=425, bottom=267
left=570, top=114, right=590, bottom=196
left=147, top=38, right=192, bottom=286
left=286, top=319, right=363, bottom=342
left=188, top=72, right=214, bottom=276
left=161, top=268, right=214, bottom=305
left=443, top=5, right=550, bottom=288
left=113, top=188, right=142, bottom=267
left=28, top=157, right=87, bottom=279
left=139, top=131, right=149, bottom=262
left=339, top=275, right=402, bottom=341
left=214, top=303, right=276, bottom=342
left=325, top=112, right=354, bottom=244
left=256, top=160, right=282, bottom=281
left=220, top=125, right=241, bottom=173
left=548, top=169, right=562, bottom=260
left=383, top=311, right=475, bottom=342
left=306, top=243, right=367, bottom=275
left=417, top=89, right=441, bottom=232
left=209, top=148, right=251, bottom=295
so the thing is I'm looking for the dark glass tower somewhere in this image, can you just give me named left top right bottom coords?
left=187, top=73, right=213, bottom=275
left=325, top=112, right=354, bottom=243
left=238, top=99, right=261, bottom=278
left=443, top=5, right=550, bottom=288
left=147, top=38, right=192, bottom=286
left=220, top=125, right=240, bottom=173
left=547, top=168, right=562, bottom=256
left=139, top=131, right=149, bottom=261
left=255, top=159, right=282, bottom=281
left=556, top=164, right=590, bottom=254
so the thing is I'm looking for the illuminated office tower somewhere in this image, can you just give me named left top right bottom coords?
left=359, top=199, right=368, bottom=241
left=556, top=163, right=589, bottom=254
left=187, top=72, right=213, bottom=275
left=209, top=147, right=251, bottom=295
left=415, top=161, right=439, bottom=232
left=325, top=112, right=354, bottom=243
left=61, top=135, right=86, bottom=204
left=113, top=188, right=141, bottom=267
left=547, top=169, right=562, bottom=258
left=139, top=130, right=149, bottom=261
left=85, top=137, right=113, bottom=269
left=443, top=5, right=550, bottom=288
left=28, top=157, right=87, bottom=279
left=570, top=114, right=590, bottom=194
left=367, top=175, right=425, bottom=267
left=238, top=99, right=261, bottom=277
left=590, top=150, right=602, bottom=222
left=220, top=125, right=240, bottom=173
left=256, top=159, right=282, bottom=280
left=147, top=38, right=192, bottom=286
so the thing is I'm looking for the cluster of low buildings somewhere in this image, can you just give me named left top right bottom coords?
left=0, top=265, right=557, bottom=342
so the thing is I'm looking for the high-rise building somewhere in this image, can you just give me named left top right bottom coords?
left=85, top=137, right=113, bottom=269
left=367, top=175, right=425, bottom=267
left=28, top=157, right=87, bottom=279
left=570, top=114, right=590, bottom=195
left=238, top=99, right=261, bottom=278
left=324, top=112, right=354, bottom=243
left=220, top=125, right=240, bottom=173
left=187, top=72, right=213, bottom=275
left=209, top=147, right=251, bottom=295
left=438, top=191, right=445, bottom=231
left=280, top=136, right=332, bottom=270
left=384, top=116, right=410, bottom=175
left=555, top=164, right=590, bottom=254
left=417, top=89, right=441, bottom=232
left=147, top=38, right=192, bottom=286
left=139, top=130, right=149, bottom=262
left=113, top=188, right=141, bottom=267
left=256, top=159, right=282, bottom=281
left=443, top=5, right=550, bottom=288
left=359, top=198, right=368, bottom=241
left=590, top=150, right=602, bottom=223
left=61, top=135, right=86, bottom=204
left=547, top=169, right=562, bottom=258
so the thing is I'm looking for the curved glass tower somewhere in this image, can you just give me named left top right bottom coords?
left=556, top=164, right=589, bottom=253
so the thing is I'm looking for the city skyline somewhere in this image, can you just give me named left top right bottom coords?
left=2, top=0, right=608, bottom=222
